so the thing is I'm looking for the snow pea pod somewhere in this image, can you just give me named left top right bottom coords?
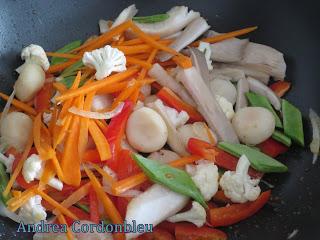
left=282, top=99, right=304, bottom=146
left=60, top=60, right=84, bottom=78
left=132, top=153, right=207, bottom=208
left=246, top=92, right=283, bottom=128
left=51, top=40, right=82, bottom=65
left=218, top=142, right=288, bottom=173
left=272, top=130, right=292, bottom=147
left=133, top=14, right=169, bottom=23
left=0, top=163, right=11, bottom=204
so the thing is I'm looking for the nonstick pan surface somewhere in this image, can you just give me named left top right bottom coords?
left=0, top=0, right=319, bottom=239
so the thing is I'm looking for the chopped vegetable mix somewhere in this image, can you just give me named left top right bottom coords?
left=51, top=40, right=82, bottom=65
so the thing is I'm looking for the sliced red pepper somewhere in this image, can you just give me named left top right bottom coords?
left=187, top=138, right=263, bottom=178
left=257, top=138, right=288, bottom=158
left=156, top=87, right=204, bottom=123
left=210, top=190, right=271, bottom=227
left=138, top=228, right=175, bottom=240
left=116, top=149, right=140, bottom=180
left=103, top=100, right=134, bottom=171
left=175, top=223, right=227, bottom=240
left=269, top=81, right=291, bottom=97
left=89, top=187, right=100, bottom=223
left=116, top=197, right=131, bottom=219
left=156, top=221, right=176, bottom=235
left=34, top=82, right=54, bottom=113
left=63, top=206, right=91, bottom=226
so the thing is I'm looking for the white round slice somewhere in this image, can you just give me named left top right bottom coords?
left=126, top=107, right=168, bottom=153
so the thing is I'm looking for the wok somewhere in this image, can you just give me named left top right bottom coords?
left=0, top=0, right=319, bottom=239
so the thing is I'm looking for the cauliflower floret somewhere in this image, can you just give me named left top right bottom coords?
left=164, top=105, right=189, bottom=128
left=167, top=201, right=206, bottom=227
left=18, top=195, right=47, bottom=224
left=198, top=41, right=213, bottom=70
left=20, top=44, right=50, bottom=71
left=0, top=153, right=15, bottom=173
left=186, top=162, right=219, bottom=201
left=220, top=155, right=261, bottom=203
left=215, top=94, right=235, bottom=120
left=22, top=154, right=63, bottom=191
left=82, top=45, right=126, bottom=80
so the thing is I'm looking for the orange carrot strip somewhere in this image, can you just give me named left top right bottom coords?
left=90, top=163, right=115, bottom=184
left=57, top=214, right=73, bottom=240
left=0, top=92, right=36, bottom=115
left=115, top=45, right=153, bottom=55
left=56, top=67, right=139, bottom=102
left=47, top=60, right=77, bottom=74
left=50, top=150, right=64, bottom=182
left=130, top=53, right=150, bottom=60
left=88, top=120, right=111, bottom=161
left=53, top=82, right=68, bottom=93
left=96, top=81, right=129, bottom=94
left=46, top=52, right=81, bottom=59
left=33, top=113, right=50, bottom=160
left=130, top=21, right=181, bottom=56
left=11, top=190, right=21, bottom=198
left=112, top=155, right=201, bottom=195
left=128, top=87, right=140, bottom=104
left=138, top=48, right=158, bottom=80
left=120, top=35, right=160, bottom=46
left=84, top=167, right=124, bottom=231
left=3, top=132, right=34, bottom=196
left=48, top=107, right=58, bottom=136
left=8, top=187, right=37, bottom=212
left=35, top=189, right=78, bottom=220
left=54, top=114, right=73, bottom=148
left=190, top=26, right=258, bottom=47
left=112, top=79, right=138, bottom=108
left=126, top=56, right=152, bottom=69
left=94, top=119, right=107, bottom=131
left=40, top=160, right=55, bottom=185
left=172, top=55, right=193, bottom=69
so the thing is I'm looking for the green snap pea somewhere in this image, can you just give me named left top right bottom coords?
left=132, top=153, right=207, bottom=208
left=60, top=60, right=84, bottom=78
left=51, top=40, right=82, bottom=65
left=218, top=142, right=288, bottom=173
left=133, top=13, right=169, bottom=23
left=272, top=130, right=292, bottom=147
left=246, top=92, right=283, bottom=128
left=0, top=163, right=11, bottom=204
left=282, top=99, right=304, bottom=146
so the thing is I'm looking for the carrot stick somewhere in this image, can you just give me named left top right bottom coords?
left=130, top=21, right=181, bottom=56
left=0, top=92, right=36, bottom=115
left=54, top=114, right=73, bottom=148
left=40, top=160, right=55, bottom=186
left=112, top=155, right=201, bottom=195
left=126, top=56, right=152, bottom=69
left=83, top=166, right=124, bottom=236
left=35, top=189, right=78, bottom=220
left=47, top=60, right=77, bottom=74
left=88, top=120, right=111, bottom=161
left=115, top=45, right=153, bottom=55
left=172, top=55, right=193, bottom=69
left=120, top=35, right=160, bottom=46
left=56, top=67, right=139, bottom=102
left=46, top=52, right=81, bottom=60
left=57, top=214, right=73, bottom=240
left=130, top=53, right=150, bottom=60
left=112, top=79, right=138, bottom=108
left=53, top=82, right=68, bottom=93
left=7, top=185, right=37, bottom=211
left=138, top=48, right=158, bottom=80
left=3, top=132, right=34, bottom=197
left=90, top=163, right=115, bottom=184
left=128, top=87, right=140, bottom=104
left=33, top=113, right=50, bottom=160
left=190, top=26, right=258, bottom=47
left=96, top=81, right=129, bottom=94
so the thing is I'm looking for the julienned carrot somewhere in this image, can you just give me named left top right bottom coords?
left=3, top=132, right=34, bottom=197
left=0, top=92, right=36, bottom=115
left=54, top=114, right=73, bottom=148
left=156, top=87, right=204, bottom=123
left=115, top=45, right=153, bottom=55
left=190, top=26, right=258, bottom=47
left=126, top=56, right=152, bottom=68
left=57, top=214, right=73, bottom=240
left=56, top=67, right=139, bottom=102
left=138, top=48, right=158, bottom=80
left=7, top=185, right=37, bottom=211
left=88, top=120, right=111, bottom=161
left=130, top=21, right=181, bottom=56
left=128, top=87, right=140, bottom=104
left=34, top=113, right=50, bottom=160
left=111, top=155, right=201, bottom=195
left=46, top=52, right=81, bottom=60
left=120, top=35, right=160, bottom=46
left=40, top=160, right=55, bottom=186
left=172, top=55, right=193, bottom=69
left=94, top=119, right=107, bottom=130
left=35, top=189, right=78, bottom=220
left=53, top=182, right=91, bottom=215
left=47, top=60, right=77, bottom=74
left=130, top=53, right=150, bottom=60
left=53, top=82, right=67, bottom=93
left=96, top=81, right=129, bottom=94
left=83, top=166, right=124, bottom=240
left=112, top=79, right=138, bottom=108
left=90, top=163, right=115, bottom=185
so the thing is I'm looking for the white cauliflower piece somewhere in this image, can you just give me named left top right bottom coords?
left=20, top=44, right=50, bottom=71
left=164, top=105, right=189, bottom=128
left=0, top=153, right=15, bottom=173
left=215, top=94, right=235, bottom=120
left=82, top=45, right=126, bottom=80
left=18, top=195, right=47, bottom=224
left=220, top=155, right=261, bottom=203
left=198, top=41, right=213, bottom=70
left=186, top=162, right=219, bottom=201
left=167, top=201, right=206, bottom=227
left=22, top=154, right=63, bottom=191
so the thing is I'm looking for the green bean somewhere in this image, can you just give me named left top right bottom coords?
left=51, top=40, right=82, bottom=65
left=132, top=153, right=207, bottom=208
left=272, top=130, right=292, bottom=147
left=133, top=14, right=169, bottom=23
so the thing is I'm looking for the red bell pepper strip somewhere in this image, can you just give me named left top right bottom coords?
left=156, top=87, right=204, bottom=123
left=89, top=187, right=100, bottom=223
left=269, top=81, right=291, bottom=97
left=34, top=82, right=54, bottom=113
left=187, top=138, right=263, bottom=179
left=63, top=206, right=91, bottom=226
left=116, top=149, right=140, bottom=180
left=210, top=190, right=271, bottom=227
left=103, top=100, right=134, bottom=171
left=156, top=221, right=176, bottom=235
left=257, top=138, right=288, bottom=158
left=175, top=223, right=227, bottom=240
left=116, top=197, right=131, bottom=219
left=138, top=228, right=175, bottom=240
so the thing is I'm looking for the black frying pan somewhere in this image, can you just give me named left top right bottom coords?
left=0, top=0, right=319, bottom=239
